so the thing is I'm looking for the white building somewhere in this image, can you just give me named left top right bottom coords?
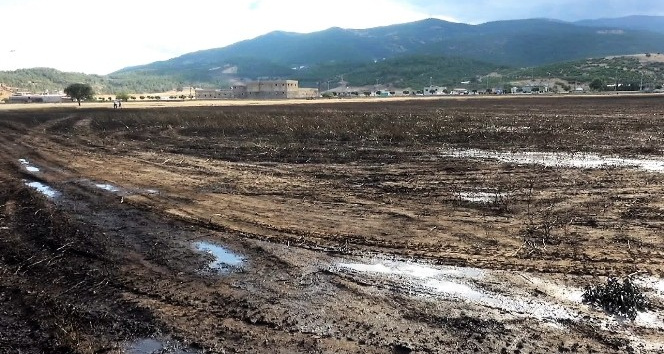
left=8, top=92, right=65, bottom=103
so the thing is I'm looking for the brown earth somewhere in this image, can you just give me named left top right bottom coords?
left=1, top=95, right=664, bottom=353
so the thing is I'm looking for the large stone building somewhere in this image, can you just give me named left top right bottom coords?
left=195, top=80, right=318, bottom=100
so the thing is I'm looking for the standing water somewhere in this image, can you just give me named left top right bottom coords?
left=194, top=241, right=245, bottom=271
left=24, top=181, right=58, bottom=198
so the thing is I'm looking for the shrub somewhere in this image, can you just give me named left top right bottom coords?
left=116, top=92, right=130, bottom=101
left=582, top=276, right=649, bottom=320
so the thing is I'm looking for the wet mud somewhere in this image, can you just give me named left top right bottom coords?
left=1, top=96, right=664, bottom=353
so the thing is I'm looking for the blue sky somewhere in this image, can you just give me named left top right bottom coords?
left=0, top=0, right=661, bottom=75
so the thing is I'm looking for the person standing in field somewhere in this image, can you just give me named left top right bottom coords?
left=113, top=100, right=117, bottom=109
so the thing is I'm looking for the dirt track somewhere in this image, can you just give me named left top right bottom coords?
left=1, top=96, right=664, bottom=353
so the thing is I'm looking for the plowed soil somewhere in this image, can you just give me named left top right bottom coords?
left=1, top=95, right=664, bottom=353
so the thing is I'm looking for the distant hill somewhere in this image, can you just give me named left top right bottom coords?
left=0, top=68, right=105, bottom=94
left=522, top=54, right=664, bottom=87
left=0, top=68, right=182, bottom=95
left=4, top=17, right=664, bottom=95
left=295, top=55, right=506, bottom=88
left=575, top=15, right=664, bottom=34
left=1, top=55, right=505, bottom=95
left=113, top=17, right=664, bottom=85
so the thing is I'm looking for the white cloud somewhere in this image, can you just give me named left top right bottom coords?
left=0, top=0, right=429, bottom=74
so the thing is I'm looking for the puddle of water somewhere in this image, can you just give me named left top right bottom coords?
left=19, top=158, right=40, bottom=172
left=480, top=125, right=531, bottom=133
left=458, top=191, right=506, bottom=204
left=526, top=276, right=585, bottom=303
left=24, top=181, right=58, bottom=198
left=634, top=311, right=664, bottom=329
left=194, top=241, right=244, bottom=271
left=441, top=148, right=664, bottom=173
left=425, top=277, right=576, bottom=320
left=336, top=260, right=577, bottom=321
left=639, top=276, right=664, bottom=292
left=95, top=183, right=120, bottom=192
left=542, top=321, right=567, bottom=331
left=424, top=279, right=485, bottom=299
left=629, top=335, right=664, bottom=352
left=124, top=338, right=199, bottom=354
left=634, top=276, right=664, bottom=301
left=126, top=338, right=163, bottom=354
left=338, top=261, right=484, bottom=280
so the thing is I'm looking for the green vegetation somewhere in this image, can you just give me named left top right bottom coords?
left=116, top=18, right=664, bottom=79
left=0, top=68, right=104, bottom=94
left=296, top=55, right=506, bottom=88
left=503, top=56, right=664, bottom=91
left=0, top=68, right=183, bottom=95
left=582, top=277, right=649, bottom=321
left=3, top=54, right=664, bottom=96
left=64, top=83, right=94, bottom=106
left=115, top=92, right=130, bottom=101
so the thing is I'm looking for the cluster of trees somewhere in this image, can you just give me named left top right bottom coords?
left=1, top=68, right=190, bottom=95
left=299, top=55, right=504, bottom=88
left=515, top=56, right=664, bottom=92
left=63, top=83, right=198, bottom=105
left=588, top=78, right=663, bottom=92
left=0, top=68, right=103, bottom=94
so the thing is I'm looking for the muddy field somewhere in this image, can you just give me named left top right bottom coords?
left=1, top=95, right=664, bottom=353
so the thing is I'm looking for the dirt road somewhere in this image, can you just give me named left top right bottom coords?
left=1, top=96, right=663, bottom=353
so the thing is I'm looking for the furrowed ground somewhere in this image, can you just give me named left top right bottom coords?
left=1, top=95, right=664, bottom=353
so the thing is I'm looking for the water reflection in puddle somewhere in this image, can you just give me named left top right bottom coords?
left=194, top=241, right=244, bottom=272
left=336, top=260, right=577, bottom=321
left=125, top=338, right=163, bottom=354
left=339, top=261, right=484, bottom=279
left=19, top=158, right=40, bottom=172
left=124, top=338, right=200, bottom=354
left=24, top=181, right=58, bottom=198
left=442, top=148, right=664, bottom=173
left=458, top=191, right=506, bottom=203
left=635, top=276, right=664, bottom=301
left=338, top=259, right=664, bottom=331
left=95, top=183, right=120, bottom=192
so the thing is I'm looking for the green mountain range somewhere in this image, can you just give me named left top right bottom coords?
left=574, top=15, right=664, bottom=34
left=2, top=16, right=664, bottom=94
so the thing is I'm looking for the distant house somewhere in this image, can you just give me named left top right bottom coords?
left=195, top=80, right=318, bottom=100
left=451, top=88, right=468, bottom=95
left=8, top=92, right=64, bottom=103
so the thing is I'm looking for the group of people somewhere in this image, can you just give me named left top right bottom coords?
left=113, top=100, right=122, bottom=109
